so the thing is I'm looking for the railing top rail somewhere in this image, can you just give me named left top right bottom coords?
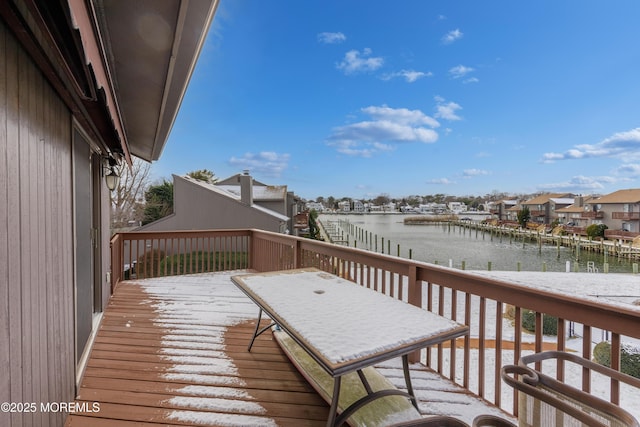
left=116, top=229, right=253, bottom=239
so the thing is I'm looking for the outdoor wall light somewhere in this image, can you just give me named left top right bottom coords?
left=103, top=156, right=120, bottom=191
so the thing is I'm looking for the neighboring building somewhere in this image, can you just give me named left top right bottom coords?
left=448, top=201, right=467, bottom=214
left=338, top=200, right=351, bottom=212
left=589, top=189, right=640, bottom=232
left=353, top=200, right=366, bottom=213
left=216, top=172, right=302, bottom=233
left=491, top=200, right=518, bottom=221
left=306, top=201, right=326, bottom=212
left=140, top=173, right=290, bottom=234
left=417, top=203, right=447, bottom=214
left=520, top=193, right=575, bottom=224
left=0, top=1, right=217, bottom=426
left=556, top=195, right=599, bottom=227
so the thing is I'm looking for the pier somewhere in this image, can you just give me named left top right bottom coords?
left=446, top=219, right=640, bottom=262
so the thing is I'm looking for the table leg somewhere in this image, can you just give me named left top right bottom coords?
left=247, top=308, right=276, bottom=352
left=402, top=354, right=418, bottom=409
left=327, top=376, right=341, bottom=427
left=356, top=369, right=373, bottom=394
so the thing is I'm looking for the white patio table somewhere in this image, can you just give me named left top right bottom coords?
left=231, top=268, right=469, bottom=427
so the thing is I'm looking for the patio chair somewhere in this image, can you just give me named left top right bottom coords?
left=471, top=414, right=517, bottom=426
left=501, top=351, right=640, bottom=427
left=392, top=414, right=516, bottom=427
left=391, top=415, right=470, bottom=426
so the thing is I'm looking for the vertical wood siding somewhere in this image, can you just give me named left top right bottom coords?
left=0, top=20, right=75, bottom=427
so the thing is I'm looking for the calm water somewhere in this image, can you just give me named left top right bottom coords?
left=319, top=213, right=636, bottom=273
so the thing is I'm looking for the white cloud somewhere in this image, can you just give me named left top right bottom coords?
left=381, top=69, right=432, bottom=83
left=463, top=77, right=479, bottom=84
left=463, top=169, right=490, bottom=177
left=615, top=163, right=640, bottom=176
left=362, top=105, right=440, bottom=127
left=538, top=175, right=614, bottom=191
left=542, top=128, right=640, bottom=163
left=442, top=29, right=463, bottom=44
left=427, top=178, right=456, bottom=185
left=434, top=97, right=463, bottom=121
left=336, top=48, right=384, bottom=74
left=317, top=32, right=346, bottom=44
left=449, top=65, right=474, bottom=79
left=228, top=152, right=290, bottom=177
left=327, top=105, right=440, bottom=157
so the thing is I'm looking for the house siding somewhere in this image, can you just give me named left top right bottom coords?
left=1, top=19, right=76, bottom=426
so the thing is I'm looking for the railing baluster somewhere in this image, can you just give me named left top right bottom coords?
left=534, top=311, right=544, bottom=371
left=495, top=300, right=503, bottom=406
left=611, top=332, right=621, bottom=404
left=390, top=273, right=396, bottom=298
left=557, top=318, right=566, bottom=382
left=437, top=285, right=445, bottom=374
left=450, top=289, right=458, bottom=381
left=464, top=291, right=471, bottom=390
left=582, top=325, right=592, bottom=394
left=478, top=296, right=486, bottom=398
left=513, top=306, right=522, bottom=417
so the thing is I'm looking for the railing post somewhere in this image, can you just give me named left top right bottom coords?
left=110, top=233, right=123, bottom=293
left=407, top=265, right=422, bottom=363
left=249, top=230, right=259, bottom=271
left=294, top=238, right=303, bottom=269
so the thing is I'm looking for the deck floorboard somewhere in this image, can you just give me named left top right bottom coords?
left=65, top=271, right=513, bottom=426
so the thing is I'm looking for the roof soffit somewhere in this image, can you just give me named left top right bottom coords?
left=94, top=0, right=218, bottom=162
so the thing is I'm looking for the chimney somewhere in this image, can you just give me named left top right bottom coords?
left=240, top=170, right=253, bottom=205
left=575, top=195, right=584, bottom=207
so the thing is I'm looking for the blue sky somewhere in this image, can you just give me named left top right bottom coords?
left=153, top=1, right=640, bottom=200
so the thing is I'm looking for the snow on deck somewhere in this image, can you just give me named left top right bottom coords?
left=138, top=271, right=515, bottom=425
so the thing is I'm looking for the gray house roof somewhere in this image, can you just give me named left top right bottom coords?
left=191, top=177, right=289, bottom=221
left=217, top=184, right=288, bottom=202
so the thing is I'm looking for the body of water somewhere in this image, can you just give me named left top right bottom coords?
left=319, top=213, right=636, bottom=273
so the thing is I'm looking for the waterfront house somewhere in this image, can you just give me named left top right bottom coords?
left=556, top=195, right=598, bottom=228
left=448, top=201, right=468, bottom=214
left=491, top=199, right=519, bottom=221
left=338, top=200, right=351, bottom=212
left=520, top=193, right=575, bottom=224
left=138, top=173, right=290, bottom=234
left=589, top=188, right=640, bottom=235
left=0, top=1, right=218, bottom=426
left=353, top=200, right=366, bottom=213
left=306, top=201, right=326, bottom=213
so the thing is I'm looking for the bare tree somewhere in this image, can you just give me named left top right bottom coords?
left=111, top=157, right=152, bottom=229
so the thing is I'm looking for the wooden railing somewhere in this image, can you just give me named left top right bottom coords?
left=110, top=230, right=252, bottom=287
left=605, top=229, right=640, bottom=241
left=613, top=212, right=640, bottom=220
left=111, top=229, right=640, bottom=418
left=582, top=211, right=604, bottom=219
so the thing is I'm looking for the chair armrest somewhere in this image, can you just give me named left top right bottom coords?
left=519, top=350, right=640, bottom=390
left=502, top=362, right=639, bottom=427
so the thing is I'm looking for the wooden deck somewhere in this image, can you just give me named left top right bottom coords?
left=65, top=271, right=513, bottom=426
